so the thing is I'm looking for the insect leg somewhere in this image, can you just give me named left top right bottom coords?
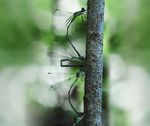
left=72, top=115, right=84, bottom=126
left=81, top=15, right=85, bottom=22
left=68, top=77, right=81, bottom=116
left=65, top=16, right=73, bottom=27
left=65, top=12, right=82, bottom=58
left=66, top=27, right=82, bottom=58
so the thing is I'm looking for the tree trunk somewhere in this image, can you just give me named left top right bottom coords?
left=84, top=0, right=105, bottom=126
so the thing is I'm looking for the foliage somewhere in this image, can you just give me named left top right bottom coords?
left=0, top=0, right=38, bottom=67
left=111, top=106, right=129, bottom=126
left=107, top=0, right=150, bottom=71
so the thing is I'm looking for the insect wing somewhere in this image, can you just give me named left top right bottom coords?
left=46, top=65, right=77, bottom=88
left=47, top=51, right=73, bottom=66
left=48, top=75, right=76, bottom=90
left=47, top=51, right=71, bottom=59
left=54, top=9, right=72, bottom=17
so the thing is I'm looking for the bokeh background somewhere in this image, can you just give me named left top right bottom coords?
left=0, top=0, right=150, bottom=126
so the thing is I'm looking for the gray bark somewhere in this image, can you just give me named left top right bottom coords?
left=84, top=0, right=105, bottom=126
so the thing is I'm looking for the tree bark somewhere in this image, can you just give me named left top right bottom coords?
left=84, top=0, right=105, bottom=126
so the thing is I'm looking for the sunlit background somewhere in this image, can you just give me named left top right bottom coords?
left=0, top=0, right=150, bottom=126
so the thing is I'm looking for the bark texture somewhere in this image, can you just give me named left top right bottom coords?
left=84, top=0, right=105, bottom=126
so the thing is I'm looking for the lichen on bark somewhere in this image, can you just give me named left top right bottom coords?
left=84, top=0, right=105, bottom=126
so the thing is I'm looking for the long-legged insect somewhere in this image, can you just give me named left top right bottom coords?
left=68, top=71, right=84, bottom=116
left=65, top=8, right=87, bottom=35
left=48, top=51, right=85, bottom=114
left=65, top=8, right=87, bottom=58
left=48, top=68, right=85, bottom=116
left=48, top=51, right=85, bottom=67
left=48, top=7, right=86, bottom=120
left=64, top=9, right=86, bottom=115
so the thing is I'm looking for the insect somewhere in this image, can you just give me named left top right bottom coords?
left=53, top=8, right=87, bottom=58
left=65, top=7, right=87, bottom=35
left=47, top=50, right=85, bottom=116
left=47, top=51, right=85, bottom=68
left=47, top=8, right=87, bottom=124
left=65, top=8, right=87, bottom=58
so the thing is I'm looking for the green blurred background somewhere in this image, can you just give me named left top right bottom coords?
left=0, top=0, right=150, bottom=126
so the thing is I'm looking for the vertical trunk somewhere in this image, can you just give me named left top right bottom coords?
left=84, top=0, right=105, bottom=126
